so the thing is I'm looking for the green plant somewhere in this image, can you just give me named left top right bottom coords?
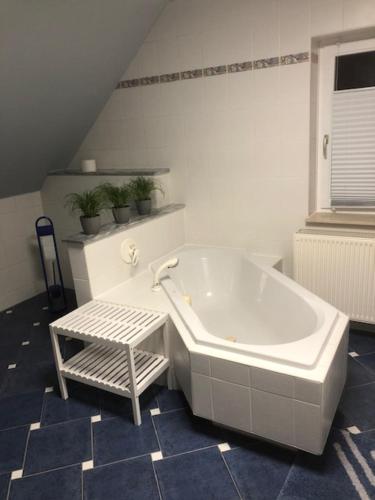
left=99, top=182, right=131, bottom=208
left=130, top=176, right=164, bottom=201
left=65, top=188, right=107, bottom=218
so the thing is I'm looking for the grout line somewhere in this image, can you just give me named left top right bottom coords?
left=220, top=452, right=243, bottom=500
left=90, top=419, right=94, bottom=465
left=154, top=406, right=187, bottom=416
left=151, top=460, right=163, bottom=500
left=20, top=428, right=31, bottom=474
left=156, top=443, right=220, bottom=462
left=5, top=475, right=11, bottom=500
left=85, top=452, right=153, bottom=471
left=14, top=461, right=86, bottom=480
left=276, top=454, right=297, bottom=500
left=151, top=414, right=162, bottom=452
left=39, top=391, right=48, bottom=427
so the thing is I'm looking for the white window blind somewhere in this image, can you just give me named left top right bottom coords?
left=331, top=87, right=375, bottom=207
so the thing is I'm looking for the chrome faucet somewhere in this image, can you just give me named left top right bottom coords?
left=152, top=257, right=179, bottom=292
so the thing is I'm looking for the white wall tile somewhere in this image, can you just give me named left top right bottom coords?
left=294, top=378, right=322, bottom=405
left=0, top=191, right=44, bottom=311
left=212, top=379, right=251, bottom=432
left=178, top=34, right=204, bottom=70
left=191, top=372, right=213, bottom=419
left=190, top=352, right=210, bottom=375
left=280, top=0, right=311, bottom=54
left=251, top=367, right=293, bottom=397
left=252, top=389, right=294, bottom=445
left=294, top=400, right=323, bottom=453
left=211, top=359, right=250, bottom=386
left=252, top=0, right=279, bottom=60
left=343, top=0, right=375, bottom=30
left=73, top=278, right=93, bottom=306
left=310, top=0, right=344, bottom=36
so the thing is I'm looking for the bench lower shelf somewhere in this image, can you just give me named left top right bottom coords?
left=60, top=343, right=169, bottom=397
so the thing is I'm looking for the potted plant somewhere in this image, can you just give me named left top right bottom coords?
left=130, top=176, right=164, bottom=215
left=99, top=182, right=131, bottom=224
left=65, top=188, right=106, bottom=235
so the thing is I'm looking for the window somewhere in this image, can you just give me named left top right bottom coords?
left=317, top=39, right=375, bottom=210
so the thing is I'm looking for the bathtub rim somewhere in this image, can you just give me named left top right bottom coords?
left=152, top=244, right=340, bottom=368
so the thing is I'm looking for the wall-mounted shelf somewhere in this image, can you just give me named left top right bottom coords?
left=48, top=168, right=170, bottom=177
left=63, top=203, right=185, bottom=246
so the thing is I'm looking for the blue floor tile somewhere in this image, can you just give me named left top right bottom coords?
left=0, top=426, right=29, bottom=474
left=9, top=465, right=81, bottom=500
left=0, top=474, right=10, bottom=500
left=24, top=418, right=91, bottom=474
left=155, top=446, right=239, bottom=500
left=0, top=343, right=20, bottom=363
left=99, top=385, right=158, bottom=420
left=153, top=408, right=223, bottom=456
left=0, top=390, right=44, bottom=430
left=224, top=440, right=296, bottom=500
left=339, top=381, right=375, bottom=431
left=83, top=455, right=159, bottom=500
left=356, top=352, right=375, bottom=375
left=155, top=386, right=187, bottom=412
left=17, top=345, right=54, bottom=366
left=93, top=413, right=159, bottom=466
left=0, top=326, right=29, bottom=347
left=0, top=362, right=57, bottom=397
left=349, top=330, right=375, bottom=356
left=346, top=357, right=375, bottom=388
left=278, top=430, right=372, bottom=499
left=41, top=382, right=100, bottom=426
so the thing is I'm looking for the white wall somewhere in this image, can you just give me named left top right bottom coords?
left=0, top=192, right=45, bottom=310
left=70, top=0, right=375, bottom=274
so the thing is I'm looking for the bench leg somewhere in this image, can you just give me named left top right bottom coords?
left=131, top=396, right=141, bottom=426
left=50, top=328, right=69, bottom=400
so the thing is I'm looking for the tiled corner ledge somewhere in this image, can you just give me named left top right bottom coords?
left=49, top=168, right=169, bottom=177
left=306, top=211, right=375, bottom=228
left=63, top=203, right=185, bottom=246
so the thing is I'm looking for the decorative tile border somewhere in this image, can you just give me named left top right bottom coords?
left=160, top=72, right=180, bottom=83
left=181, top=68, right=203, bottom=80
left=280, top=52, right=309, bottom=65
left=253, top=56, right=280, bottom=69
left=116, top=51, right=309, bottom=89
left=139, top=75, right=160, bottom=86
left=228, top=61, right=253, bottom=73
left=203, top=65, right=227, bottom=77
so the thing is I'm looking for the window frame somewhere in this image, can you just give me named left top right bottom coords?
left=316, top=38, right=375, bottom=212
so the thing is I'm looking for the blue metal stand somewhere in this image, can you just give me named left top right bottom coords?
left=35, top=216, right=67, bottom=312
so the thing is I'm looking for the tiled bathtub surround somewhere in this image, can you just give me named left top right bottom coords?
left=116, top=52, right=309, bottom=88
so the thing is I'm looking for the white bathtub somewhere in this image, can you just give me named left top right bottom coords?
left=155, top=246, right=339, bottom=369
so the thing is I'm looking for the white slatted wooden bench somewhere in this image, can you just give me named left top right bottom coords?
left=49, top=300, right=169, bottom=425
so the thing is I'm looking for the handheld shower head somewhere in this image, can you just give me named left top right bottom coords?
left=152, top=257, right=179, bottom=291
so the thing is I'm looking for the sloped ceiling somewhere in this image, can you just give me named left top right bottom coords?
left=0, top=0, right=167, bottom=198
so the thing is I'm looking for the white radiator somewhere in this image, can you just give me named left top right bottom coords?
left=293, top=229, right=375, bottom=324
